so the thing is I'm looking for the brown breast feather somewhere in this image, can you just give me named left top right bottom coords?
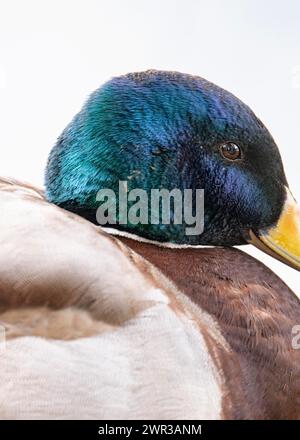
left=119, top=236, right=300, bottom=419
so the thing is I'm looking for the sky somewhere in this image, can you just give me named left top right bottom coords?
left=0, top=0, right=299, bottom=294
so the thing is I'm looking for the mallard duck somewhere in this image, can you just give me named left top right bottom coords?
left=0, top=70, right=299, bottom=419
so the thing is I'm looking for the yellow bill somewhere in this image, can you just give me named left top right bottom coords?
left=248, top=187, right=300, bottom=271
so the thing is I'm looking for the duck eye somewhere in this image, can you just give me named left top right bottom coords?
left=220, top=142, right=241, bottom=161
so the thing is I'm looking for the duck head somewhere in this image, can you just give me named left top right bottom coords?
left=45, top=70, right=300, bottom=270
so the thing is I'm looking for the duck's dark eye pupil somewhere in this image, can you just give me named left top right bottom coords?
left=220, top=142, right=241, bottom=160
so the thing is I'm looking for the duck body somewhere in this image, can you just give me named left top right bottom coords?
left=0, top=178, right=299, bottom=419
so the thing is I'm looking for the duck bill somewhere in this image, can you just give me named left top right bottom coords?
left=248, top=187, right=300, bottom=271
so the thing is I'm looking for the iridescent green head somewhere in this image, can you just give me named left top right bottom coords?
left=45, top=70, right=288, bottom=247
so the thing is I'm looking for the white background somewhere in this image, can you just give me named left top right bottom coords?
left=0, top=0, right=299, bottom=294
